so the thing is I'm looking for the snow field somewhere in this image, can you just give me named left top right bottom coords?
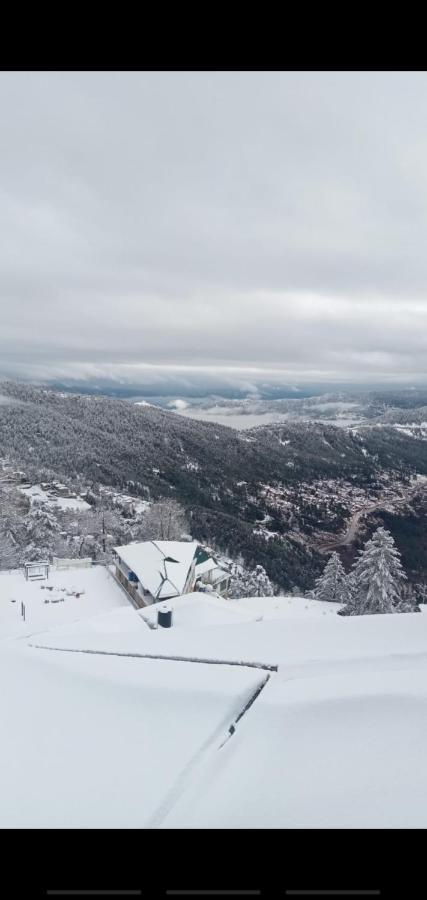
left=3, top=565, right=427, bottom=829
left=0, top=641, right=263, bottom=827
left=162, top=662, right=427, bottom=828
left=32, top=605, right=427, bottom=671
left=0, top=565, right=131, bottom=641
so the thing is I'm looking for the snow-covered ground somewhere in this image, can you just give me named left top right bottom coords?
left=234, top=593, right=343, bottom=618
left=139, top=591, right=259, bottom=629
left=0, top=641, right=262, bottom=827
left=0, top=565, right=131, bottom=641
left=32, top=600, right=427, bottom=669
left=162, top=660, right=427, bottom=828
left=2, top=567, right=427, bottom=828
left=19, top=484, right=91, bottom=511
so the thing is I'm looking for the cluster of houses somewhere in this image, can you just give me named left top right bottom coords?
left=112, top=540, right=232, bottom=608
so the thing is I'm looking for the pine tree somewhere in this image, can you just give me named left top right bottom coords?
left=252, top=565, right=274, bottom=596
left=394, top=580, right=421, bottom=613
left=312, top=552, right=347, bottom=603
left=228, top=568, right=257, bottom=599
left=414, top=582, right=427, bottom=606
left=228, top=564, right=273, bottom=598
left=340, top=527, right=406, bottom=616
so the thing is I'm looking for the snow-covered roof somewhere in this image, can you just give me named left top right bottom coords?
left=113, top=540, right=198, bottom=599
left=194, top=555, right=230, bottom=584
left=194, top=557, right=218, bottom=577
left=209, top=567, right=231, bottom=585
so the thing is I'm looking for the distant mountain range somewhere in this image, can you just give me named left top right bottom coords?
left=150, top=388, right=427, bottom=430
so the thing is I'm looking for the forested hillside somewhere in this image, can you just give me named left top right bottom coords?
left=0, top=382, right=426, bottom=591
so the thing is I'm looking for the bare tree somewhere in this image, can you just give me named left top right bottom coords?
left=141, top=498, right=189, bottom=541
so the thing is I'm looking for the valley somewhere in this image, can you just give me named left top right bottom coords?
left=0, top=382, right=426, bottom=593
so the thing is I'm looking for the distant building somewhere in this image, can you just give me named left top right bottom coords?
left=193, top=546, right=232, bottom=596
left=112, top=540, right=231, bottom=607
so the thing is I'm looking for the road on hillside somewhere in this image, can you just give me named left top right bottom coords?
left=319, top=478, right=427, bottom=554
left=319, top=502, right=384, bottom=552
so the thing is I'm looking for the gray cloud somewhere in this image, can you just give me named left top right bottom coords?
left=0, top=71, right=427, bottom=389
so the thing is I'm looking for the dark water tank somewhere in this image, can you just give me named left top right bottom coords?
left=157, top=603, right=173, bottom=628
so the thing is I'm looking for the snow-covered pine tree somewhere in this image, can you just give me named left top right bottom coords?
left=228, top=564, right=274, bottom=598
left=394, top=580, right=421, bottom=613
left=339, top=527, right=406, bottom=616
left=414, top=582, right=427, bottom=605
left=312, top=551, right=347, bottom=602
left=228, top=568, right=257, bottom=599
left=252, top=565, right=274, bottom=596
left=23, top=504, right=59, bottom=561
left=341, top=570, right=356, bottom=608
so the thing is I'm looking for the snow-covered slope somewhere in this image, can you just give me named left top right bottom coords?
left=162, top=660, right=427, bottom=828
left=0, top=641, right=262, bottom=827
left=2, top=567, right=427, bottom=828
left=234, top=593, right=343, bottom=618
left=31, top=599, right=427, bottom=670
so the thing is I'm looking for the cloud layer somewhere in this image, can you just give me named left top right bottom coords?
left=1, top=71, right=427, bottom=388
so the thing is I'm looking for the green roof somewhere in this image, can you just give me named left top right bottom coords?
left=195, top=545, right=212, bottom=566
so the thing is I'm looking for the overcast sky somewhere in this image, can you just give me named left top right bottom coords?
left=1, top=71, right=427, bottom=392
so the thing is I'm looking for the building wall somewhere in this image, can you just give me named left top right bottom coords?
left=114, top=549, right=228, bottom=604
left=114, top=559, right=151, bottom=608
left=183, top=559, right=196, bottom=595
left=215, top=576, right=230, bottom=597
left=197, top=567, right=231, bottom=596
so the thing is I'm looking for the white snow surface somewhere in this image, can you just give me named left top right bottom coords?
left=0, top=565, right=131, bottom=641
left=19, top=484, right=91, bottom=511
left=2, top=568, right=427, bottom=828
left=139, top=591, right=257, bottom=629
left=32, top=603, right=427, bottom=669
left=163, top=661, right=427, bottom=828
left=234, top=593, right=343, bottom=619
left=0, top=641, right=261, bottom=827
